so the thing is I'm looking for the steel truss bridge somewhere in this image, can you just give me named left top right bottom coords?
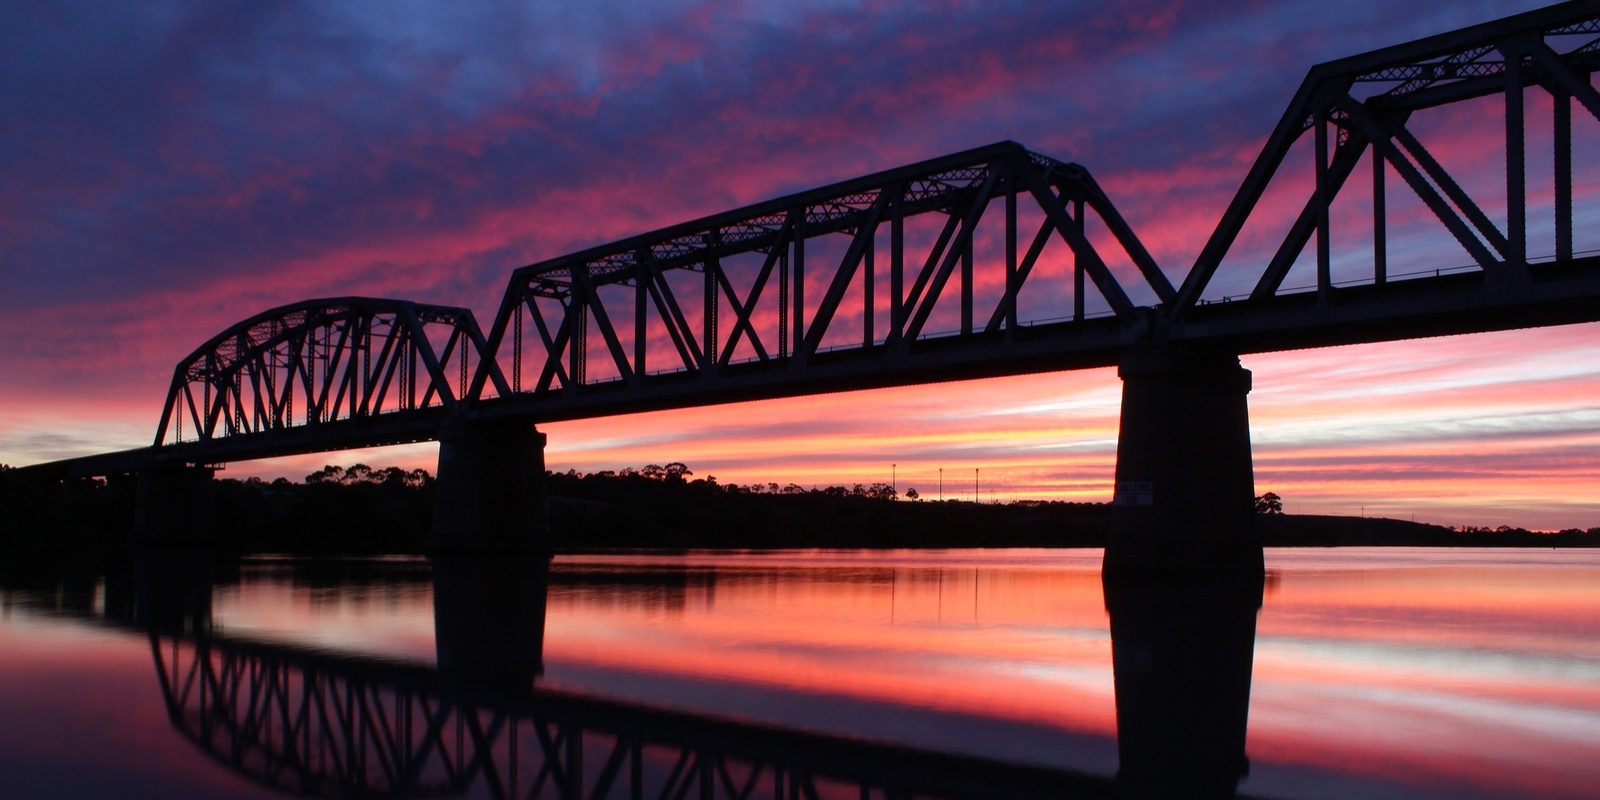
left=24, top=1, right=1600, bottom=477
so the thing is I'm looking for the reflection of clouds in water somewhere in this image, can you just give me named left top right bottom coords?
left=1254, top=409, right=1600, bottom=449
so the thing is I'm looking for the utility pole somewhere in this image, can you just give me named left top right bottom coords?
left=975, top=468, right=979, bottom=503
left=939, top=468, right=943, bottom=501
left=892, top=463, right=896, bottom=495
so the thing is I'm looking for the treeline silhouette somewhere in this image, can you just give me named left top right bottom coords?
left=0, top=462, right=438, bottom=553
left=543, top=464, right=1108, bottom=549
left=4, top=462, right=1599, bottom=553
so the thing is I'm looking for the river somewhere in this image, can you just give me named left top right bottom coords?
left=1, top=547, right=1596, bottom=798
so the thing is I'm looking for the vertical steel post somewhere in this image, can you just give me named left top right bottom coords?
left=1373, top=148, right=1387, bottom=285
left=891, top=193, right=904, bottom=342
left=1505, top=50, right=1527, bottom=268
left=961, top=223, right=974, bottom=335
left=1073, top=197, right=1086, bottom=321
left=793, top=223, right=805, bottom=359
left=1314, top=110, right=1332, bottom=303
left=864, top=225, right=875, bottom=347
left=778, top=250, right=789, bottom=358
left=705, top=232, right=718, bottom=368
left=635, top=261, right=648, bottom=383
left=1556, top=85, right=1573, bottom=262
left=512, top=310, right=522, bottom=392
left=1005, top=180, right=1018, bottom=338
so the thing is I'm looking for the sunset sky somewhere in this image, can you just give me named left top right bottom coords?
left=4, top=1, right=1599, bottom=530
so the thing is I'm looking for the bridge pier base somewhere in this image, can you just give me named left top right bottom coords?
left=1105, top=348, right=1262, bottom=575
left=133, top=464, right=216, bottom=544
left=430, top=419, right=548, bottom=553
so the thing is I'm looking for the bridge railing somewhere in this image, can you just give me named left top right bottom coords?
left=1172, top=0, right=1600, bottom=317
left=153, top=298, right=507, bottom=448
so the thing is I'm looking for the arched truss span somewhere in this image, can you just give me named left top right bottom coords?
left=154, top=298, right=507, bottom=447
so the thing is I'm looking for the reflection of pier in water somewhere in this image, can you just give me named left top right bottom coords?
left=20, top=551, right=1265, bottom=799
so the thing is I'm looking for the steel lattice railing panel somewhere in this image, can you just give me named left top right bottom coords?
left=1172, top=0, right=1600, bottom=317
left=153, top=298, right=506, bottom=448
left=470, top=141, right=1173, bottom=403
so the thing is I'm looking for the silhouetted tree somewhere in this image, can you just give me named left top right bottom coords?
left=1254, top=492, right=1284, bottom=514
left=863, top=482, right=897, bottom=501
left=905, top=487, right=920, bottom=500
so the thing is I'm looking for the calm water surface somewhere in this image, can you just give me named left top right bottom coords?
left=1, top=547, right=1597, bottom=798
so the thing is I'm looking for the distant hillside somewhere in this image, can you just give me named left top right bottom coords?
left=1258, top=513, right=1600, bottom=547
left=547, top=493, right=1113, bottom=549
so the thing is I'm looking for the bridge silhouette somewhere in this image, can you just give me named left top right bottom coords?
left=18, top=2, right=1600, bottom=567
left=15, top=552, right=1266, bottom=799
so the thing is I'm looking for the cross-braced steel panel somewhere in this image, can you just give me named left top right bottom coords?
left=1172, top=0, right=1600, bottom=317
left=153, top=298, right=507, bottom=448
left=470, top=141, right=1169, bottom=407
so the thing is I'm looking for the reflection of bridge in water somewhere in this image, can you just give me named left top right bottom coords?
left=15, top=4, right=1600, bottom=570
left=46, top=553, right=1264, bottom=799
left=152, top=632, right=1124, bottom=800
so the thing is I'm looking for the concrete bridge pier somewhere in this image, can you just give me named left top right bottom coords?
left=1105, top=348, right=1262, bottom=575
left=430, top=418, right=548, bottom=553
left=133, top=464, right=216, bottom=544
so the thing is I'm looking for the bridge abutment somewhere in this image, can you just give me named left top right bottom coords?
left=430, top=419, right=548, bottom=553
left=1105, top=348, right=1262, bottom=575
left=133, top=464, right=216, bottom=544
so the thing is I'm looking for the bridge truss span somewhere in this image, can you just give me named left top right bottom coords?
left=1173, top=0, right=1600, bottom=326
left=469, top=141, right=1174, bottom=420
left=153, top=298, right=508, bottom=455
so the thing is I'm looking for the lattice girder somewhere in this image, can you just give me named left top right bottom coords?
left=472, top=141, right=1173, bottom=401
left=1172, top=0, right=1600, bottom=317
left=153, top=298, right=505, bottom=447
